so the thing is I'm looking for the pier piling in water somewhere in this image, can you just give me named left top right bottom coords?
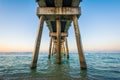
left=48, top=37, right=52, bottom=59
left=65, top=38, right=69, bottom=59
left=73, top=15, right=87, bottom=69
left=56, top=19, right=61, bottom=64
left=31, top=0, right=87, bottom=70
left=31, top=16, right=44, bottom=69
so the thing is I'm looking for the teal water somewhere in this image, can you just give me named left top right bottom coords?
left=0, top=52, right=120, bottom=80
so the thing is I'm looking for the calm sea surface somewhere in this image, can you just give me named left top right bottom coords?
left=0, top=52, right=120, bottom=80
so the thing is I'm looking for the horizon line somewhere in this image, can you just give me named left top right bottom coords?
left=0, top=50, right=120, bottom=53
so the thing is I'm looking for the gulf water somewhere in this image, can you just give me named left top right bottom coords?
left=0, top=52, right=120, bottom=80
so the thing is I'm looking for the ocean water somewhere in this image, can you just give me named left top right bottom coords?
left=0, top=52, right=120, bottom=80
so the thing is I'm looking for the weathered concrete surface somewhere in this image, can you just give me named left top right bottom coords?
left=48, top=37, right=52, bottom=59
left=56, top=19, right=61, bottom=64
left=65, top=38, right=69, bottom=59
left=50, top=32, right=68, bottom=37
left=31, top=16, right=44, bottom=69
left=37, top=7, right=81, bottom=16
left=73, top=15, right=87, bottom=69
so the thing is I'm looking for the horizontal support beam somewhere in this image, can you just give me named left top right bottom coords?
left=44, top=15, right=78, bottom=21
left=50, top=32, right=68, bottom=37
left=37, top=7, right=81, bottom=16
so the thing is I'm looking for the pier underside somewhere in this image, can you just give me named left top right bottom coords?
left=31, top=0, right=87, bottom=70
left=37, top=0, right=81, bottom=33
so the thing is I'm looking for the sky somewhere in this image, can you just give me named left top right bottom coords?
left=0, top=0, right=120, bottom=52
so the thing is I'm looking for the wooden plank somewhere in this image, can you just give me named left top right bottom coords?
left=31, top=16, right=44, bottom=69
left=50, top=32, right=68, bottom=37
left=37, top=7, right=81, bottom=15
left=55, top=0, right=63, bottom=7
left=73, top=15, right=87, bottom=69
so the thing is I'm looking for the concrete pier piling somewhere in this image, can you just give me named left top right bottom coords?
left=52, top=43, right=55, bottom=55
left=48, top=37, right=52, bottom=59
left=31, top=16, right=44, bottom=69
left=56, top=19, right=61, bottom=64
left=73, top=15, right=87, bottom=69
left=65, top=38, right=69, bottom=59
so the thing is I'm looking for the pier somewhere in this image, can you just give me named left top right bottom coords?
left=31, top=0, right=87, bottom=70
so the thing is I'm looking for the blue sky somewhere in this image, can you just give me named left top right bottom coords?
left=0, top=0, right=120, bottom=52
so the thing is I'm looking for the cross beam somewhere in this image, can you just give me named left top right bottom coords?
left=37, top=7, right=81, bottom=16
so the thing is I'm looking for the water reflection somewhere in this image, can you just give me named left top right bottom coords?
left=80, top=70, right=87, bottom=80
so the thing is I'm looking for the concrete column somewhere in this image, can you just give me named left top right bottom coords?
left=48, top=37, right=52, bottom=59
left=56, top=19, right=61, bottom=64
left=54, top=42, right=57, bottom=54
left=61, top=42, right=65, bottom=56
left=61, top=42, right=64, bottom=54
left=31, top=16, right=44, bottom=69
left=73, top=15, right=87, bottom=69
left=65, top=38, right=69, bottom=59
left=52, top=43, right=54, bottom=55
left=63, top=42, right=66, bottom=55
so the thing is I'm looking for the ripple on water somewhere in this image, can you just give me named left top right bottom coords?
left=0, top=53, right=120, bottom=80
